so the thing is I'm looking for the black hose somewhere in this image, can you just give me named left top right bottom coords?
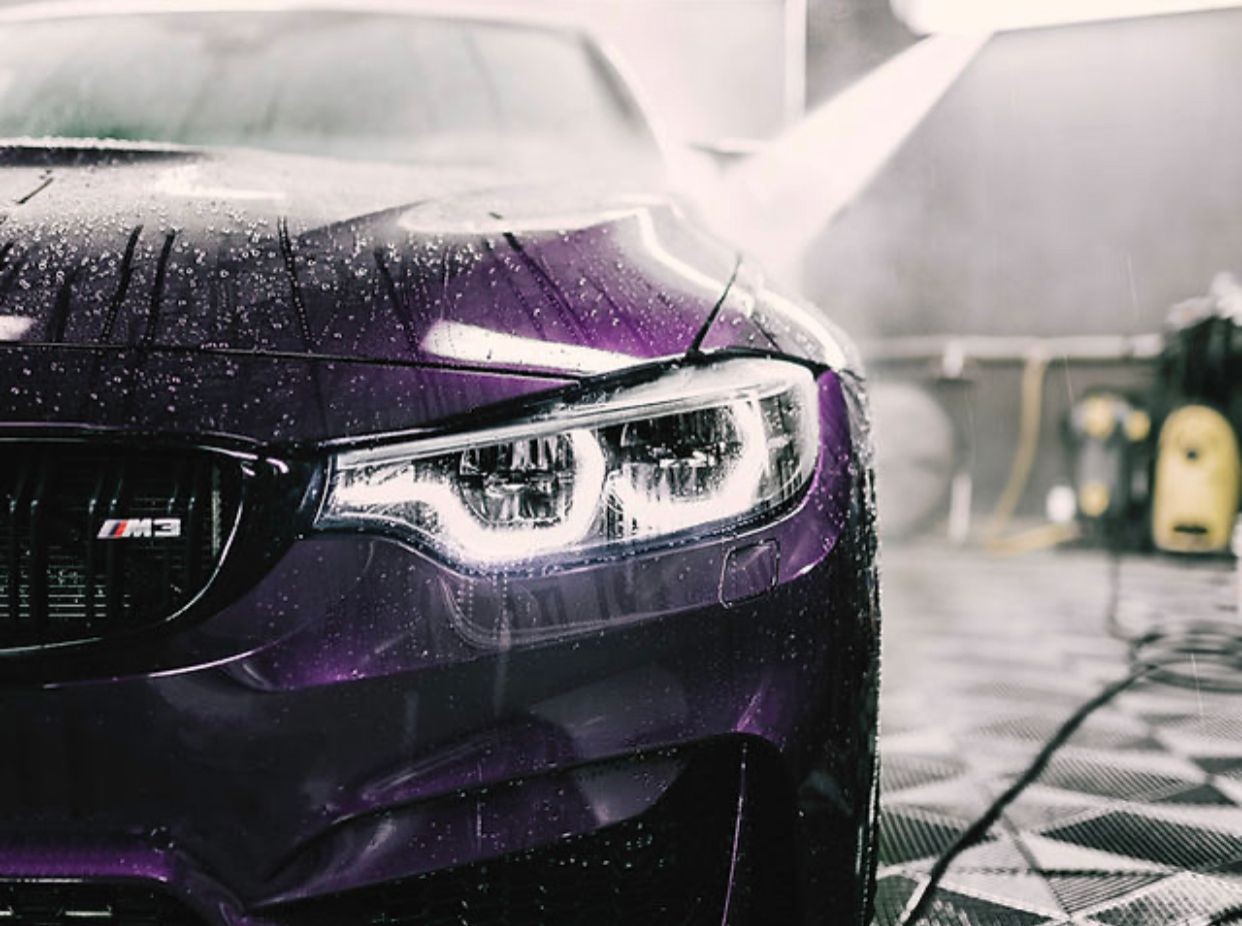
left=1107, top=552, right=1242, bottom=694
left=896, top=662, right=1155, bottom=924
left=898, top=550, right=1242, bottom=925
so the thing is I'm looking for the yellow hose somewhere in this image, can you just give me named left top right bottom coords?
left=988, top=522, right=1081, bottom=555
left=985, top=352, right=1051, bottom=546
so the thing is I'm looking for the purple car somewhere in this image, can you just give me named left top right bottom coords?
left=0, top=2, right=880, bottom=924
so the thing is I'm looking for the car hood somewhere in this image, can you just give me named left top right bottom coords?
left=0, top=143, right=738, bottom=441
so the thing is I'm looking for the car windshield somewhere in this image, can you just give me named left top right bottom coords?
left=0, top=9, right=658, bottom=167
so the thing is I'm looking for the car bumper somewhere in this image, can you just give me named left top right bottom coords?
left=0, top=373, right=875, bottom=925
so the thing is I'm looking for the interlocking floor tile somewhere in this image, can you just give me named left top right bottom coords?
left=877, top=546, right=1242, bottom=925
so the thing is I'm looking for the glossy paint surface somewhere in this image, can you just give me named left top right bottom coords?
left=0, top=25, right=875, bottom=925
left=0, top=145, right=734, bottom=374
left=0, top=375, right=871, bottom=923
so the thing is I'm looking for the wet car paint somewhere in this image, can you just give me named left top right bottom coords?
left=0, top=55, right=878, bottom=926
left=0, top=146, right=734, bottom=379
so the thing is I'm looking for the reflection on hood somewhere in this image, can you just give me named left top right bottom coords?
left=0, top=143, right=739, bottom=442
left=0, top=143, right=736, bottom=375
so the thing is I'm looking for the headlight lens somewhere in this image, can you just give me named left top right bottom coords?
left=316, top=358, right=820, bottom=567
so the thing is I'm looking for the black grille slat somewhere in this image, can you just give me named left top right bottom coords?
left=102, top=463, right=127, bottom=629
left=84, top=468, right=107, bottom=625
left=158, top=461, right=187, bottom=616
left=28, top=462, right=51, bottom=638
left=183, top=461, right=205, bottom=589
left=7, top=455, right=32, bottom=625
left=0, top=444, right=242, bottom=650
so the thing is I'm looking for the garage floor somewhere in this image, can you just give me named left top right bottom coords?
left=874, top=544, right=1242, bottom=926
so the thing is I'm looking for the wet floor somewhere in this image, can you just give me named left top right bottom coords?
left=875, top=544, right=1242, bottom=925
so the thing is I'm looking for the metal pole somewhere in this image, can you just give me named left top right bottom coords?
left=784, top=0, right=808, bottom=124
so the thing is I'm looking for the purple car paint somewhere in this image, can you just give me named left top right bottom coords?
left=0, top=4, right=880, bottom=925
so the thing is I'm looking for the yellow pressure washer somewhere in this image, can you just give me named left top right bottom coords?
left=1152, top=404, right=1241, bottom=553
left=1065, top=391, right=1153, bottom=549
left=1150, top=280, right=1242, bottom=555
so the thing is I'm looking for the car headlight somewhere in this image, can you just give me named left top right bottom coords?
left=316, top=358, right=820, bottom=567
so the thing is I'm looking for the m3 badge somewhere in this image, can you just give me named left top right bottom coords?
left=97, top=518, right=183, bottom=540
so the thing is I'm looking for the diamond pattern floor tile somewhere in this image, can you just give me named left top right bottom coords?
left=877, top=546, right=1242, bottom=925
